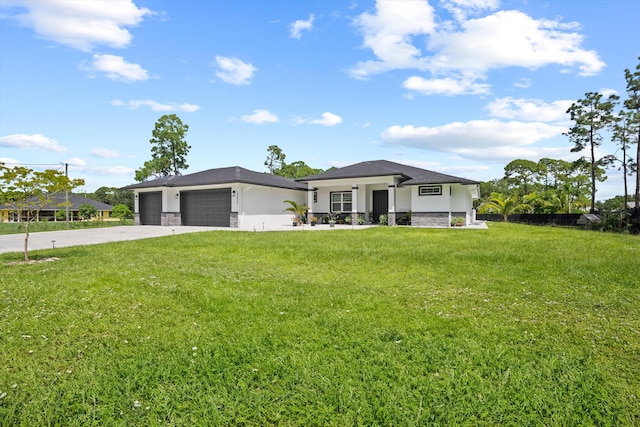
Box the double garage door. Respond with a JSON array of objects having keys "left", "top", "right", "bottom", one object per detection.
[{"left": 139, "top": 189, "right": 231, "bottom": 227}]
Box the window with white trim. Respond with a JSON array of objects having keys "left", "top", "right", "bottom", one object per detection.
[
  {"left": 418, "top": 185, "right": 442, "bottom": 196},
  {"left": 331, "top": 191, "right": 352, "bottom": 212}
]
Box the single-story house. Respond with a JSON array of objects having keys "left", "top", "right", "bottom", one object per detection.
[
  {"left": 0, "top": 193, "right": 113, "bottom": 222},
  {"left": 122, "top": 160, "right": 480, "bottom": 228}
]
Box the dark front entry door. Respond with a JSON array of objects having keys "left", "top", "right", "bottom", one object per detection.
[{"left": 372, "top": 190, "right": 388, "bottom": 224}]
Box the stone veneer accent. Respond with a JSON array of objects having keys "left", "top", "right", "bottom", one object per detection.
[
  {"left": 230, "top": 212, "right": 238, "bottom": 228},
  {"left": 387, "top": 212, "right": 396, "bottom": 226},
  {"left": 411, "top": 212, "right": 450, "bottom": 227},
  {"left": 134, "top": 213, "right": 141, "bottom": 226},
  {"left": 161, "top": 212, "right": 182, "bottom": 226}
]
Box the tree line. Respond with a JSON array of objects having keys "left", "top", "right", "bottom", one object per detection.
[{"left": 479, "top": 57, "right": 640, "bottom": 218}]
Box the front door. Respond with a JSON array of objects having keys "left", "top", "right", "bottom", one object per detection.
[{"left": 372, "top": 190, "right": 388, "bottom": 224}]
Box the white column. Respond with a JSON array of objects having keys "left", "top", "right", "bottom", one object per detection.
[
  {"left": 351, "top": 185, "right": 358, "bottom": 223},
  {"left": 307, "top": 188, "right": 315, "bottom": 221},
  {"left": 388, "top": 184, "right": 396, "bottom": 226}
]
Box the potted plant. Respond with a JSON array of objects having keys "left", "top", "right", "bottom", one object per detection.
[
  {"left": 357, "top": 214, "right": 365, "bottom": 225},
  {"left": 310, "top": 216, "right": 317, "bottom": 226},
  {"left": 345, "top": 215, "right": 352, "bottom": 225},
  {"left": 283, "top": 199, "right": 308, "bottom": 226},
  {"left": 379, "top": 214, "right": 388, "bottom": 225},
  {"left": 452, "top": 216, "right": 465, "bottom": 227},
  {"left": 328, "top": 214, "right": 336, "bottom": 227}
]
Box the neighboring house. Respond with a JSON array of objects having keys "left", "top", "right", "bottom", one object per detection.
[
  {"left": 0, "top": 194, "right": 113, "bottom": 222},
  {"left": 122, "top": 160, "right": 480, "bottom": 228}
]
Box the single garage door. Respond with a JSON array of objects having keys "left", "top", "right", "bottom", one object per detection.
[
  {"left": 139, "top": 192, "right": 162, "bottom": 225},
  {"left": 181, "top": 188, "right": 231, "bottom": 227}
]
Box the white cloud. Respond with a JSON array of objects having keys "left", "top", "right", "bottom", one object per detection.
[
  {"left": 293, "top": 112, "right": 343, "bottom": 126},
  {"left": 441, "top": 0, "right": 499, "bottom": 21},
  {"left": 350, "top": 1, "right": 605, "bottom": 93},
  {"left": 0, "top": 133, "right": 68, "bottom": 153},
  {"left": 428, "top": 10, "right": 604, "bottom": 76},
  {"left": 403, "top": 75, "right": 490, "bottom": 96},
  {"left": 290, "top": 14, "right": 314, "bottom": 39},
  {"left": 599, "top": 88, "right": 619, "bottom": 98},
  {"left": 111, "top": 99, "right": 200, "bottom": 112},
  {"left": 240, "top": 109, "right": 279, "bottom": 124},
  {"left": 486, "top": 97, "right": 573, "bottom": 122},
  {"left": 81, "top": 54, "right": 148, "bottom": 82},
  {"left": 1, "top": 0, "right": 152, "bottom": 51},
  {"left": 514, "top": 78, "right": 532, "bottom": 89},
  {"left": 78, "top": 165, "right": 135, "bottom": 176},
  {"left": 0, "top": 157, "right": 21, "bottom": 166},
  {"left": 311, "top": 112, "right": 343, "bottom": 126},
  {"left": 349, "top": 0, "right": 436, "bottom": 79},
  {"left": 90, "top": 148, "right": 132, "bottom": 159},
  {"left": 66, "top": 157, "right": 86, "bottom": 167},
  {"left": 381, "top": 119, "right": 566, "bottom": 161},
  {"left": 213, "top": 56, "right": 258, "bottom": 85}
]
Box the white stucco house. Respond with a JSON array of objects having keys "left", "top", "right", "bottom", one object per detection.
[{"left": 122, "top": 160, "right": 480, "bottom": 229}]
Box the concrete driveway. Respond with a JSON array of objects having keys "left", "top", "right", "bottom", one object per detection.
[{"left": 0, "top": 226, "right": 218, "bottom": 254}]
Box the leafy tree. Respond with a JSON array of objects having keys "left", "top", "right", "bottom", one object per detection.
[
  {"left": 88, "top": 186, "right": 134, "bottom": 211},
  {"left": 93, "top": 186, "right": 112, "bottom": 203},
  {"left": 78, "top": 203, "right": 98, "bottom": 220},
  {"left": 275, "top": 161, "right": 324, "bottom": 178},
  {"left": 0, "top": 164, "right": 84, "bottom": 261},
  {"left": 537, "top": 158, "right": 566, "bottom": 190},
  {"left": 504, "top": 159, "right": 540, "bottom": 195},
  {"left": 611, "top": 110, "right": 637, "bottom": 206},
  {"left": 135, "top": 158, "right": 167, "bottom": 182},
  {"left": 477, "top": 192, "right": 532, "bottom": 221},
  {"left": 55, "top": 209, "right": 67, "bottom": 221},
  {"left": 110, "top": 189, "right": 134, "bottom": 211},
  {"left": 265, "top": 145, "right": 286, "bottom": 174},
  {"left": 136, "top": 114, "right": 190, "bottom": 181},
  {"left": 475, "top": 178, "right": 510, "bottom": 209},
  {"left": 565, "top": 92, "right": 619, "bottom": 213},
  {"left": 623, "top": 56, "right": 640, "bottom": 208},
  {"left": 111, "top": 204, "right": 133, "bottom": 221}
]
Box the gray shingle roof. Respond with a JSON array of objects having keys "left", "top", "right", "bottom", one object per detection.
[
  {"left": 121, "top": 166, "right": 307, "bottom": 191},
  {"left": 0, "top": 194, "right": 113, "bottom": 211},
  {"left": 297, "top": 160, "right": 479, "bottom": 186}
]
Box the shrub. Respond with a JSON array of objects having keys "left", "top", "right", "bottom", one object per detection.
[{"left": 112, "top": 204, "right": 133, "bottom": 221}]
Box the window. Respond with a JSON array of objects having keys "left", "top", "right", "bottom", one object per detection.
[
  {"left": 418, "top": 185, "right": 442, "bottom": 196},
  {"left": 331, "top": 191, "right": 352, "bottom": 212}
]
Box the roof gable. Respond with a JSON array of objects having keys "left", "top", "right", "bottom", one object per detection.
[
  {"left": 298, "top": 160, "right": 479, "bottom": 185},
  {"left": 122, "top": 166, "right": 306, "bottom": 191}
]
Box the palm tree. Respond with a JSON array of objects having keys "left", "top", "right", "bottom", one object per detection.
[
  {"left": 478, "top": 192, "right": 532, "bottom": 221},
  {"left": 283, "top": 199, "right": 308, "bottom": 224}
]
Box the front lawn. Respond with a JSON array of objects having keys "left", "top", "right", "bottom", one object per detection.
[{"left": 1, "top": 223, "right": 638, "bottom": 425}]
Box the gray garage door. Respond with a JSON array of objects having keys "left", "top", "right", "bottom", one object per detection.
[
  {"left": 181, "top": 188, "right": 231, "bottom": 227},
  {"left": 139, "top": 192, "right": 162, "bottom": 225}
]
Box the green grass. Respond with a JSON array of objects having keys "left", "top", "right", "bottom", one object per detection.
[
  {"left": 0, "top": 219, "right": 134, "bottom": 235},
  {"left": 1, "top": 223, "right": 638, "bottom": 426}
]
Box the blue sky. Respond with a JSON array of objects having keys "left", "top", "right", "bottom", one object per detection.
[{"left": 1, "top": 0, "right": 638, "bottom": 200}]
